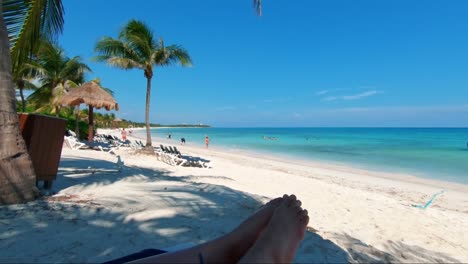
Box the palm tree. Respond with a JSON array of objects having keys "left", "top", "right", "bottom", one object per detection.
[
  {"left": 28, "top": 40, "right": 91, "bottom": 115},
  {"left": 95, "top": 19, "right": 192, "bottom": 149},
  {"left": 13, "top": 60, "right": 42, "bottom": 112},
  {"left": 0, "top": 0, "right": 64, "bottom": 204}
]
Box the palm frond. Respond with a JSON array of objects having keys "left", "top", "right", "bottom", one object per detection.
[
  {"left": 253, "top": 0, "right": 262, "bottom": 16},
  {"left": 119, "top": 19, "right": 155, "bottom": 59},
  {"left": 61, "top": 56, "right": 91, "bottom": 82},
  {"left": 27, "top": 85, "right": 52, "bottom": 110},
  {"left": 94, "top": 37, "right": 144, "bottom": 68},
  {"left": 21, "top": 77, "right": 40, "bottom": 90},
  {"left": 107, "top": 57, "right": 144, "bottom": 69},
  {"left": 3, "top": 0, "right": 64, "bottom": 72},
  {"left": 153, "top": 44, "right": 192, "bottom": 67}
]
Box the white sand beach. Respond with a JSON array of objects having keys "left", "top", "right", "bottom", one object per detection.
[{"left": 1, "top": 130, "right": 467, "bottom": 263}]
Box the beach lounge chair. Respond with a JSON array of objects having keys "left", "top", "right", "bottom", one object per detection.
[
  {"left": 160, "top": 145, "right": 170, "bottom": 153},
  {"left": 156, "top": 145, "right": 181, "bottom": 165},
  {"left": 167, "top": 146, "right": 181, "bottom": 157},
  {"left": 155, "top": 144, "right": 208, "bottom": 168},
  {"left": 172, "top": 146, "right": 183, "bottom": 157},
  {"left": 65, "top": 129, "right": 78, "bottom": 138},
  {"left": 96, "top": 145, "right": 118, "bottom": 154},
  {"left": 64, "top": 136, "right": 87, "bottom": 150}
]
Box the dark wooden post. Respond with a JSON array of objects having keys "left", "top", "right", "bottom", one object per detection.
[{"left": 88, "top": 105, "right": 94, "bottom": 142}]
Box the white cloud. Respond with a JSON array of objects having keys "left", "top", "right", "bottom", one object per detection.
[
  {"left": 322, "top": 96, "right": 338, "bottom": 102},
  {"left": 263, "top": 99, "right": 274, "bottom": 103},
  {"left": 320, "top": 90, "right": 382, "bottom": 102},
  {"left": 342, "top": 90, "right": 381, "bottom": 100},
  {"left": 316, "top": 90, "right": 329, "bottom": 95},
  {"left": 311, "top": 104, "right": 468, "bottom": 115}
]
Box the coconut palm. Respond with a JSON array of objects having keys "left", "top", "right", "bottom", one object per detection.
[
  {"left": 95, "top": 19, "right": 192, "bottom": 149},
  {"left": 0, "top": 0, "right": 64, "bottom": 204},
  {"left": 13, "top": 60, "right": 43, "bottom": 112},
  {"left": 28, "top": 40, "right": 91, "bottom": 115}
]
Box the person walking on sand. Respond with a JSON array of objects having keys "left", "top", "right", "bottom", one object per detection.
[
  {"left": 121, "top": 128, "right": 128, "bottom": 141},
  {"left": 180, "top": 138, "right": 186, "bottom": 145},
  {"left": 205, "top": 136, "right": 210, "bottom": 148}
]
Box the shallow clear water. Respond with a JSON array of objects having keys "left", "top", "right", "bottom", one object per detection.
[{"left": 136, "top": 127, "right": 468, "bottom": 184}]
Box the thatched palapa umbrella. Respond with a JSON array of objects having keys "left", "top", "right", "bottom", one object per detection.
[{"left": 58, "top": 81, "right": 119, "bottom": 142}]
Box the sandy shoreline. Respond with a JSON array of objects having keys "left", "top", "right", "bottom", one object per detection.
[
  {"left": 0, "top": 128, "right": 467, "bottom": 263},
  {"left": 129, "top": 128, "right": 468, "bottom": 194}
]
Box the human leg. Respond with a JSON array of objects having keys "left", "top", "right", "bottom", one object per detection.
[{"left": 128, "top": 197, "right": 283, "bottom": 264}]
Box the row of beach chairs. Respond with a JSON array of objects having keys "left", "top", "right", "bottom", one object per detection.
[
  {"left": 64, "top": 131, "right": 123, "bottom": 154},
  {"left": 63, "top": 130, "right": 209, "bottom": 168},
  {"left": 157, "top": 144, "right": 208, "bottom": 168},
  {"left": 95, "top": 134, "right": 147, "bottom": 150}
]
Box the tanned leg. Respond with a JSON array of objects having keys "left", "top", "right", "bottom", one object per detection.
[{"left": 129, "top": 197, "right": 283, "bottom": 264}]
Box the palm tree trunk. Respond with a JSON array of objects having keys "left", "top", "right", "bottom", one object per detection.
[
  {"left": 144, "top": 76, "right": 153, "bottom": 148},
  {"left": 75, "top": 106, "right": 80, "bottom": 139},
  {"left": 0, "top": 7, "right": 38, "bottom": 204}
]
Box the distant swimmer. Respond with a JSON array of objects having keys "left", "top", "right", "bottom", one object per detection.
[{"left": 205, "top": 136, "right": 210, "bottom": 148}]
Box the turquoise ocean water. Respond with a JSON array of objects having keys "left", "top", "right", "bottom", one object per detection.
[{"left": 137, "top": 128, "right": 468, "bottom": 184}]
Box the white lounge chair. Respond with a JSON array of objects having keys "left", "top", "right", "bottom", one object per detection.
[
  {"left": 64, "top": 136, "right": 87, "bottom": 150},
  {"left": 97, "top": 145, "right": 118, "bottom": 154}
]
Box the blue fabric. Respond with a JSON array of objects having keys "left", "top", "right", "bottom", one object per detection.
[{"left": 102, "top": 249, "right": 167, "bottom": 264}]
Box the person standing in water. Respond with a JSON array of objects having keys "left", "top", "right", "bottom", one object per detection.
[{"left": 205, "top": 136, "right": 210, "bottom": 148}]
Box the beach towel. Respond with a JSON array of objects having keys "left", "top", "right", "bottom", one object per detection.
[{"left": 412, "top": 190, "right": 445, "bottom": 209}]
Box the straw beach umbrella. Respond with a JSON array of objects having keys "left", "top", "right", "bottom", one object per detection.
[{"left": 58, "top": 81, "right": 119, "bottom": 142}]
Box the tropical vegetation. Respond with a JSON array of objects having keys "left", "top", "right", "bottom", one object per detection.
[
  {"left": 27, "top": 40, "right": 91, "bottom": 114},
  {"left": 1, "top": 0, "right": 65, "bottom": 204},
  {"left": 94, "top": 19, "right": 192, "bottom": 149},
  {"left": 1, "top": 0, "right": 254, "bottom": 204}
]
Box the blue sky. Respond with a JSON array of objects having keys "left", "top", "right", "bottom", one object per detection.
[{"left": 59, "top": 0, "right": 468, "bottom": 127}]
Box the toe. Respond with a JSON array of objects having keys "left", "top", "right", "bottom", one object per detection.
[
  {"left": 288, "top": 195, "right": 297, "bottom": 207},
  {"left": 297, "top": 208, "right": 307, "bottom": 216},
  {"left": 294, "top": 200, "right": 302, "bottom": 208}
]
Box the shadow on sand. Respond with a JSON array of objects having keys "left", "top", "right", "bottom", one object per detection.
[
  {"left": 0, "top": 156, "right": 461, "bottom": 263},
  {"left": 329, "top": 233, "right": 461, "bottom": 263}
]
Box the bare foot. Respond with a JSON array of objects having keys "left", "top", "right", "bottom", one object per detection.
[
  {"left": 239, "top": 194, "right": 309, "bottom": 263},
  {"left": 223, "top": 197, "right": 283, "bottom": 260},
  {"left": 130, "top": 197, "right": 289, "bottom": 264}
]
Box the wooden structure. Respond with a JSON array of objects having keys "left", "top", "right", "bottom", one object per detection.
[
  {"left": 18, "top": 114, "right": 66, "bottom": 188},
  {"left": 57, "top": 81, "right": 119, "bottom": 142}
]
